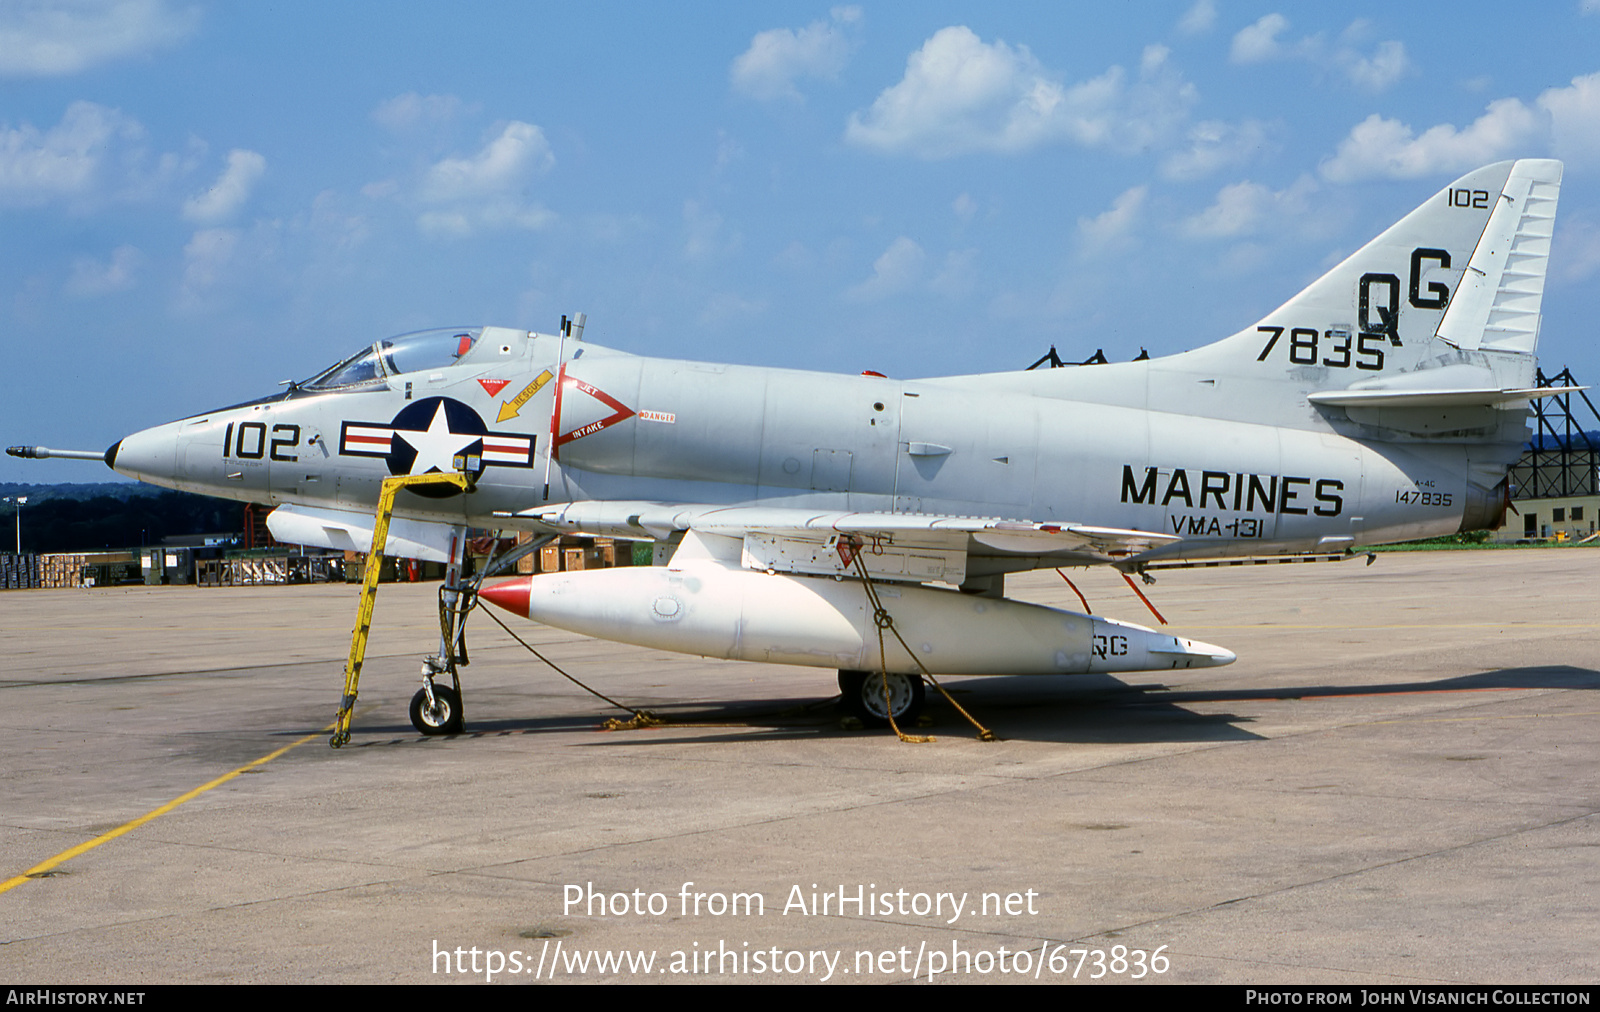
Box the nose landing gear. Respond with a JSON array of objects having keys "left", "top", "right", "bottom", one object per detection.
[{"left": 410, "top": 683, "right": 463, "bottom": 735}]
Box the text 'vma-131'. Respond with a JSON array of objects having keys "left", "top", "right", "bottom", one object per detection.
[{"left": 12, "top": 159, "right": 1575, "bottom": 732}]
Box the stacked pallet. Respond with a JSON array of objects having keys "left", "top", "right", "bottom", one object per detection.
[
  {"left": 1, "top": 553, "right": 39, "bottom": 589},
  {"left": 38, "top": 551, "right": 135, "bottom": 588},
  {"left": 521, "top": 534, "right": 633, "bottom": 574}
]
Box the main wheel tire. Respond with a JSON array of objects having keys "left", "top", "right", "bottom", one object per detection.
[
  {"left": 838, "top": 669, "right": 925, "bottom": 727},
  {"left": 410, "top": 685, "right": 463, "bottom": 735}
]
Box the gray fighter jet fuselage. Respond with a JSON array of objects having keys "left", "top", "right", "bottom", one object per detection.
[
  {"left": 12, "top": 159, "right": 1571, "bottom": 729},
  {"left": 107, "top": 323, "right": 1504, "bottom": 568}
]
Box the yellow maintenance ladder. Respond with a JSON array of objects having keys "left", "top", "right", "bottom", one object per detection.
[{"left": 331, "top": 470, "right": 473, "bottom": 748}]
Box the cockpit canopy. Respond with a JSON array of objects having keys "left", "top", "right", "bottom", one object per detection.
[{"left": 301, "top": 328, "right": 483, "bottom": 392}]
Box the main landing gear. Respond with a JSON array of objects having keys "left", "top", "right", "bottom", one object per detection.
[{"left": 838, "top": 669, "right": 925, "bottom": 727}]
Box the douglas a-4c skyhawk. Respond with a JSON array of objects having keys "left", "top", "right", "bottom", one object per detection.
[{"left": 12, "top": 159, "right": 1575, "bottom": 737}]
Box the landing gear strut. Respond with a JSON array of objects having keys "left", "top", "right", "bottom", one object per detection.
[
  {"left": 409, "top": 527, "right": 555, "bottom": 736},
  {"left": 412, "top": 526, "right": 471, "bottom": 736},
  {"left": 838, "top": 669, "right": 925, "bottom": 727}
]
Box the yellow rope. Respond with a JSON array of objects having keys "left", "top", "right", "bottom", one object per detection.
[{"left": 848, "top": 546, "right": 998, "bottom": 742}]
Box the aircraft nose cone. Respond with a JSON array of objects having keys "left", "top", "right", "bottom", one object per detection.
[
  {"left": 109, "top": 421, "right": 180, "bottom": 486},
  {"left": 479, "top": 578, "right": 533, "bottom": 619}
]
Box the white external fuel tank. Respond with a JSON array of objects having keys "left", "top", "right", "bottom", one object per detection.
[{"left": 478, "top": 558, "right": 1234, "bottom": 676}]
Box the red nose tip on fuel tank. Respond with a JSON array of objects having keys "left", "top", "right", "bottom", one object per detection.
[{"left": 479, "top": 578, "right": 532, "bottom": 618}]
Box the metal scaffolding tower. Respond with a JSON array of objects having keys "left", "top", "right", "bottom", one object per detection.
[{"left": 1509, "top": 368, "right": 1599, "bottom": 500}]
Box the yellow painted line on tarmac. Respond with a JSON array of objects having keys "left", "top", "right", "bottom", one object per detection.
[
  {"left": 0, "top": 725, "right": 332, "bottom": 896},
  {"left": 15, "top": 626, "right": 355, "bottom": 632}
]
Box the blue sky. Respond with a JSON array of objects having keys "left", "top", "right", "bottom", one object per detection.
[{"left": 5, "top": 1, "right": 1600, "bottom": 482}]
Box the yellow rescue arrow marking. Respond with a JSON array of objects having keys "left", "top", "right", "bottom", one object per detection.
[{"left": 497, "top": 369, "right": 554, "bottom": 423}]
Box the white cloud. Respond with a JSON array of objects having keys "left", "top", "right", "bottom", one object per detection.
[
  {"left": 579, "top": 211, "right": 649, "bottom": 246},
  {"left": 1320, "top": 74, "right": 1600, "bottom": 182},
  {"left": 65, "top": 243, "right": 142, "bottom": 296},
  {"left": 1183, "top": 176, "right": 1318, "bottom": 239},
  {"left": 1342, "top": 39, "right": 1409, "bottom": 93},
  {"left": 952, "top": 192, "right": 977, "bottom": 222},
  {"left": 0, "top": 0, "right": 197, "bottom": 77},
  {"left": 1161, "top": 119, "right": 1271, "bottom": 180},
  {"left": 299, "top": 190, "right": 370, "bottom": 262},
  {"left": 773, "top": 240, "right": 815, "bottom": 273},
  {"left": 846, "top": 236, "right": 925, "bottom": 300},
  {"left": 845, "top": 28, "right": 1195, "bottom": 158},
  {"left": 730, "top": 6, "right": 860, "bottom": 101},
  {"left": 416, "top": 200, "right": 554, "bottom": 238},
  {"left": 1230, "top": 13, "right": 1295, "bottom": 63},
  {"left": 1078, "top": 186, "right": 1146, "bottom": 253},
  {"left": 395, "top": 121, "right": 556, "bottom": 236},
  {"left": 682, "top": 199, "right": 739, "bottom": 261},
  {"left": 714, "top": 131, "right": 744, "bottom": 172},
  {"left": 930, "top": 248, "right": 977, "bottom": 297},
  {"left": 420, "top": 121, "right": 552, "bottom": 201},
  {"left": 1177, "top": 0, "right": 1216, "bottom": 36},
  {"left": 1120, "top": 45, "right": 1198, "bottom": 152},
  {"left": 1230, "top": 14, "right": 1410, "bottom": 93},
  {"left": 180, "top": 226, "right": 239, "bottom": 297},
  {"left": 0, "top": 101, "right": 142, "bottom": 207},
  {"left": 371, "top": 92, "right": 466, "bottom": 132},
  {"left": 1540, "top": 72, "right": 1600, "bottom": 168},
  {"left": 1319, "top": 100, "right": 1544, "bottom": 182},
  {"left": 182, "top": 148, "right": 265, "bottom": 223},
  {"left": 0, "top": 101, "right": 202, "bottom": 211}
]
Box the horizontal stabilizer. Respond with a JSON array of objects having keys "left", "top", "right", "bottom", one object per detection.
[{"left": 1308, "top": 384, "right": 1584, "bottom": 409}]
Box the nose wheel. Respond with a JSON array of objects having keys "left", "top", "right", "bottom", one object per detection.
[
  {"left": 838, "top": 669, "right": 925, "bottom": 727},
  {"left": 410, "top": 684, "right": 463, "bottom": 735}
]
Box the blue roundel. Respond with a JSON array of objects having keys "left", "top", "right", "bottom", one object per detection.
[{"left": 385, "top": 397, "right": 487, "bottom": 497}]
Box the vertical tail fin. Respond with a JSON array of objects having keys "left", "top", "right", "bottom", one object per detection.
[{"left": 1190, "top": 160, "right": 1563, "bottom": 382}]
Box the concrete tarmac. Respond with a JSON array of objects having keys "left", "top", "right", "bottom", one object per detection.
[{"left": 1, "top": 548, "right": 1595, "bottom": 985}]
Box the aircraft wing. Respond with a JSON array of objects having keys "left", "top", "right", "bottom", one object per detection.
[{"left": 510, "top": 501, "right": 1179, "bottom": 584}]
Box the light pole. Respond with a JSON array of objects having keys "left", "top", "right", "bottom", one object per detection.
[{"left": 2, "top": 496, "right": 24, "bottom": 554}]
